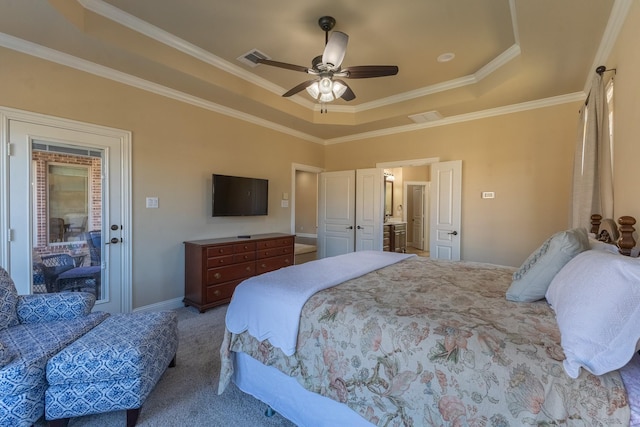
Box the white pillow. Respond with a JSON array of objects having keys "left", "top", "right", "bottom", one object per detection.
[
  {"left": 506, "top": 228, "right": 589, "bottom": 302},
  {"left": 546, "top": 250, "right": 640, "bottom": 378},
  {"left": 588, "top": 237, "right": 620, "bottom": 254}
]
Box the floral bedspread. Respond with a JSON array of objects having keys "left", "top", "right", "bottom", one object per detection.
[{"left": 219, "top": 257, "right": 630, "bottom": 426}]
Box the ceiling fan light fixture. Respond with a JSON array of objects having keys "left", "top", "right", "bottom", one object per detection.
[
  {"left": 332, "top": 80, "right": 347, "bottom": 98},
  {"left": 319, "top": 92, "right": 335, "bottom": 103},
  {"left": 322, "top": 31, "right": 348, "bottom": 70},
  {"left": 319, "top": 77, "right": 333, "bottom": 95},
  {"left": 306, "top": 82, "right": 321, "bottom": 99}
]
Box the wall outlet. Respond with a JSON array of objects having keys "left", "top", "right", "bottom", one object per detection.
[{"left": 481, "top": 192, "right": 495, "bottom": 199}]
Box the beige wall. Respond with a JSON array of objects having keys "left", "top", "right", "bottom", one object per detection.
[
  {"left": 325, "top": 104, "right": 579, "bottom": 267},
  {"left": 0, "top": 47, "right": 323, "bottom": 308},
  {"left": 2, "top": 3, "right": 639, "bottom": 307},
  {"left": 606, "top": 0, "right": 640, "bottom": 222}
]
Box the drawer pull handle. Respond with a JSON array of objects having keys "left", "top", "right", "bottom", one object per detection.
[
  {"left": 246, "top": 266, "right": 252, "bottom": 272},
  {"left": 261, "top": 263, "right": 267, "bottom": 268},
  {"left": 219, "top": 259, "right": 225, "bottom": 263},
  {"left": 213, "top": 289, "right": 221, "bottom": 296},
  {"left": 285, "top": 258, "right": 290, "bottom": 264},
  {"left": 214, "top": 273, "right": 221, "bottom": 280}
]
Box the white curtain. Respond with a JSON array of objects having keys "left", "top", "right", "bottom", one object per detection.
[{"left": 571, "top": 73, "right": 613, "bottom": 229}]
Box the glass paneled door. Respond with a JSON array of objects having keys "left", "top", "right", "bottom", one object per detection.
[{"left": 6, "top": 116, "right": 130, "bottom": 313}]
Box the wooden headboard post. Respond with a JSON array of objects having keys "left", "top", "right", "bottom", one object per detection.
[
  {"left": 617, "top": 216, "right": 636, "bottom": 256},
  {"left": 590, "top": 214, "right": 602, "bottom": 234}
]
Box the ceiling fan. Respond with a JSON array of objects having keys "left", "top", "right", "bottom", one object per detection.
[{"left": 256, "top": 16, "right": 399, "bottom": 108}]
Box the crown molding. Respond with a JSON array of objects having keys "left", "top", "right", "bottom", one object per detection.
[
  {"left": 583, "top": 0, "right": 633, "bottom": 93},
  {"left": 79, "top": 0, "right": 522, "bottom": 115},
  {"left": 0, "top": 31, "right": 586, "bottom": 146},
  {"left": 324, "top": 92, "right": 586, "bottom": 145},
  {"left": 0, "top": 32, "right": 324, "bottom": 145},
  {"left": 78, "top": 0, "right": 318, "bottom": 112}
]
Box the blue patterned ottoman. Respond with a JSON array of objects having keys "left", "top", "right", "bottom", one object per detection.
[{"left": 44, "top": 311, "right": 178, "bottom": 426}]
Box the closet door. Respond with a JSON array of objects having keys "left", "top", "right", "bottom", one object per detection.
[
  {"left": 318, "top": 170, "right": 356, "bottom": 258},
  {"left": 317, "top": 169, "right": 383, "bottom": 258},
  {"left": 430, "top": 160, "right": 462, "bottom": 260},
  {"left": 355, "top": 168, "right": 383, "bottom": 251}
]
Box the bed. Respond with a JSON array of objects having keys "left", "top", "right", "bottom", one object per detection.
[{"left": 218, "top": 215, "right": 640, "bottom": 426}]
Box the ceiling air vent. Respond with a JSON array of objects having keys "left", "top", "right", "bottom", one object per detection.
[
  {"left": 237, "top": 49, "right": 270, "bottom": 68},
  {"left": 408, "top": 111, "right": 443, "bottom": 124}
]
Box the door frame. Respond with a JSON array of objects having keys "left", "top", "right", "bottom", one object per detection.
[
  {"left": 0, "top": 106, "right": 132, "bottom": 312},
  {"left": 290, "top": 163, "right": 324, "bottom": 237},
  {"left": 377, "top": 157, "right": 439, "bottom": 250}
]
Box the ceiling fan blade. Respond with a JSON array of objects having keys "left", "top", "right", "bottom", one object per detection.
[
  {"left": 282, "top": 79, "right": 318, "bottom": 97},
  {"left": 256, "top": 58, "right": 309, "bottom": 73},
  {"left": 333, "top": 79, "right": 355, "bottom": 101},
  {"left": 341, "top": 65, "right": 399, "bottom": 79},
  {"left": 322, "top": 31, "right": 348, "bottom": 70}
]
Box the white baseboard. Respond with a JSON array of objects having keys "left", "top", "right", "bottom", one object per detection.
[
  {"left": 133, "top": 296, "right": 185, "bottom": 313},
  {"left": 296, "top": 233, "right": 317, "bottom": 238}
]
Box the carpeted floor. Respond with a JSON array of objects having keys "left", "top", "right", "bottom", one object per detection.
[{"left": 36, "top": 305, "right": 296, "bottom": 426}]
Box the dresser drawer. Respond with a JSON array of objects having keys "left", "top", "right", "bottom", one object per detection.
[
  {"left": 233, "top": 242, "right": 256, "bottom": 253},
  {"left": 206, "top": 245, "right": 234, "bottom": 258},
  {"left": 233, "top": 252, "right": 256, "bottom": 263},
  {"left": 256, "top": 237, "right": 294, "bottom": 250},
  {"left": 206, "top": 261, "right": 255, "bottom": 285},
  {"left": 206, "top": 279, "right": 242, "bottom": 303},
  {"left": 206, "top": 254, "right": 234, "bottom": 268},
  {"left": 257, "top": 246, "right": 293, "bottom": 259},
  {"left": 256, "top": 254, "right": 294, "bottom": 274}
]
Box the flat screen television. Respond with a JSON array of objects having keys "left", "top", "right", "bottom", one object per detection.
[{"left": 212, "top": 174, "right": 268, "bottom": 216}]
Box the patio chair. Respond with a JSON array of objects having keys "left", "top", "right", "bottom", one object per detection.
[{"left": 39, "top": 254, "right": 76, "bottom": 293}]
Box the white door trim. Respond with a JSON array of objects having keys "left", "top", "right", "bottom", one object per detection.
[
  {"left": 376, "top": 158, "right": 439, "bottom": 254},
  {"left": 0, "top": 106, "right": 132, "bottom": 312}
]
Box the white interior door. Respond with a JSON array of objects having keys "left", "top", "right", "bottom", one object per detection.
[
  {"left": 318, "top": 170, "right": 356, "bottom": 258},
  {"left": 4, "top": 114, "right": 131, "bottom": 313},
  {"left": 430, "top": 160, "right": 462, "bottom": 260},
  {"left": 355, "top": 168, "right": 383, "bottom": 251},
  {"left": 411, "top": 185, "right": 425, "bottom": 250}
]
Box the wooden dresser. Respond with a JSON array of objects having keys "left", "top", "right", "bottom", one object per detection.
[{"left": 184, "top": 233, "right": 294, "bottom": 312}]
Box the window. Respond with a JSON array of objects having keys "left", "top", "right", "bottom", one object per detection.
[{"left": 47, "top": 164, "right": 89, "bottom": 243}]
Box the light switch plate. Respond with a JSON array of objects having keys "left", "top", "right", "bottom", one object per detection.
[
  {"left": 481, "top": 192, "right": 495, "bottom": 199},
  {"left": 146, "top": 197, "right": 159, "bottom": 208}
]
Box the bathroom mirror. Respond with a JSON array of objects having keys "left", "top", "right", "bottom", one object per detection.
[{"left": 384, "top": 178, "right": 393, "bottom": 217}]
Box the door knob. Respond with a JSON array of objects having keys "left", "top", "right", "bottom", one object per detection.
[
  {"left": 357, "top": 225, "right": 364, "bottom": 229},
  {"left": 346, "top": 226, "right": 354, "bottom": 229},
  {"left": 106, "top": 237, "right": 122, "bottom": 245},
  {"left": 448, "top": 231, "right": 458, "bottom": 236}
]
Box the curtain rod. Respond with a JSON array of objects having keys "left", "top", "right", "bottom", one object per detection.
[
  {"left": 595, "top": 65, "right": 617, "bottom": 75},
  {"left": 584, "top": 66, "right": 617, "bottom": 106}
]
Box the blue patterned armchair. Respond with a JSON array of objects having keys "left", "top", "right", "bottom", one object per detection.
[{"left": 0, "top": 266, "right": 109, "bottom": 427}]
